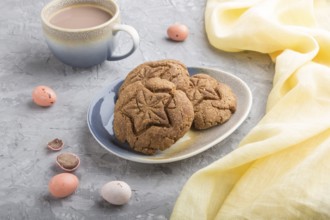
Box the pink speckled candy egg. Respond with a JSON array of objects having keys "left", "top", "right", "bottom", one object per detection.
[
  {"left": 48, "top": 173, "right": 79, "bottom": 198},
  {"left": 167, "top": 23, "right": 189, "bottom": 42},
  {"left": 32, "top": 85, "right": 57, "bottom": 107}
]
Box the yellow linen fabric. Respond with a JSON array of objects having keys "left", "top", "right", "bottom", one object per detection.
[{"left": 171, "top": 0, "right": 330, "bottom": 219}]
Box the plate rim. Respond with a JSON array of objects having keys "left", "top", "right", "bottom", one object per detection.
[{"left": 87, "top": 66, "right": 253, "bottom": 164}]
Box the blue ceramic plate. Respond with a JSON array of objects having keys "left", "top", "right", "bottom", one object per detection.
[{"left": 87, "top": 67, "right": 252, "bottom": 164}]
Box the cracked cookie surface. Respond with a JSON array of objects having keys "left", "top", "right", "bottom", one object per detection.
[
  {"left": 186, "top": 73, "right": 237, "bottom": 130},
  {"left": 114, "top": 80, "right": 194, "bottom": 155},
  {"left": 118, "top": 59, "right": 190, "bottom": 95}
]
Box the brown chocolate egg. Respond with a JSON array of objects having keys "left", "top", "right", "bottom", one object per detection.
[
  {"left": 47, "top": 138, "right": 64, "bottom": 151},
  {"left": 56, "top": 152, "right": 80, "bottom": 172}
]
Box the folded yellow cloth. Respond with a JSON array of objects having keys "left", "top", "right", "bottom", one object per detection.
[{"left": 171, "top": 0, "right": 330, "bottom": 219}]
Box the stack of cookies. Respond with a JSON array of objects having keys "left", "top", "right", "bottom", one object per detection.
[{"left": 113, "top": 60, "right": 237, "bottom": 155}]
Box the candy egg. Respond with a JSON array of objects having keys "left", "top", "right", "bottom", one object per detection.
[
  {"left": 101, "top": 181, "right": 132, "bottom": 205},
  {"left": 48, "top": 173, "right": 79, "bottom": 198},
  {"left": 32, "top": 85, "right": 57, "bottom": 107},
  {"left": 47, "top": 138, "right": 64, "bottom": 151},
  {"left": 56, "top": 152, "right": 80, "bottom": 172},
  {"left": 167, "top": 23, "right": 189, "bottom": 42}
]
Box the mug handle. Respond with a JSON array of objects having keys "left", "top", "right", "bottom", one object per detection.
[{"left": 107, "top": 24, "right": 140, "bottom": 61}]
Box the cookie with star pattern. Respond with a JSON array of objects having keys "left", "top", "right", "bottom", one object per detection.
[
  {"left": 113, "top": 79, "right": 194, "bottom": 155},
  {"left": 185, "top": 73, "right": 237, "bottom": 130},
  {"left": 118, "top": 59, "right": 190, "bottom": 95}
]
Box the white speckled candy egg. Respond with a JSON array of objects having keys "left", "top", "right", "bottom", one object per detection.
[
  {"left": 32, "top": 85, "right": 57, "bottom": 107},
  {"left": 101, "top": 181, "right": 132, "bottom": 205}
]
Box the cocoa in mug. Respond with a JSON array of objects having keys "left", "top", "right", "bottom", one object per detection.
[
  {"left": 41, "top": 0, "right": 139, "bottom": 68},
  {"left": 50, "top": 5, "right": 113, "bottom": 29}
]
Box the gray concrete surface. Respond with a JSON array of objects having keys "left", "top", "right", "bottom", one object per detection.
[{"left": 0, "top": 0, "right": 274, "bottom": 219}]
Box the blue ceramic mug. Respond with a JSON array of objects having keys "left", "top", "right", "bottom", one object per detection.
[{"left": 41, "top": 0, "right": 139, "bottom": 68}]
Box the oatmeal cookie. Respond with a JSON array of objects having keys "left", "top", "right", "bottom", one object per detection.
[
  {"left": 114, "top": 80, "right": 194, "bottom": 155},
  {"left": 186, "top": 73, "right": 237, "bottom": 130},
  {"left": 118, "top": 59, "right": 190, "bottom": 95}
]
